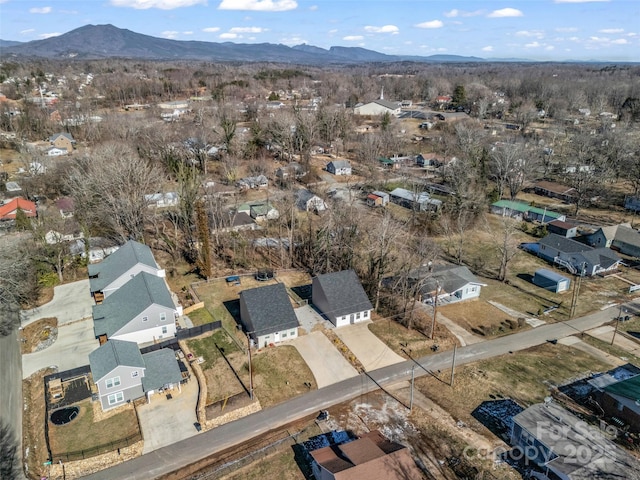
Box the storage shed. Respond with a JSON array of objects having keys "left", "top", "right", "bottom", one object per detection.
[{"left": 533, "top": 269, "right": 570, "bottom": 293}]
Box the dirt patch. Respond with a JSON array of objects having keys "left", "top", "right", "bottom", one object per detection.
[
  {"left": 368, "top": 316, "right": 456, "bottom": 357},
  {"left": 20, "top": 317, "right": 58, "bottom": 354},
  {"left": 439, "top": 300, "right": 524, "bottom": 337},
  {"left": 23, "top": 368, "right": 54, "bottom": 480},
  {"left": 33, "top": 287, "right": 54, "bottom": 308}
]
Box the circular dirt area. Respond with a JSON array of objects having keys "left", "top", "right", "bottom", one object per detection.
[{"left": 50, "top": 406, "right": 79, "bottom": 425}]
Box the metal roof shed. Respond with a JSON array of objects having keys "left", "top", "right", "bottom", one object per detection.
[{"left": 533, "top": 269, "right": 571, "bottom": 293}]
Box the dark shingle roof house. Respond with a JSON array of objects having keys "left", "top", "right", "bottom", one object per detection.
[
  {"left": 88, "top": 240, "right": 159, "bottom": 294},
  {"left": 312, "top": 270, "right": 373, "bottom": 326},
  {"left": 141, "top": 349, "right": 183, "bottom": 392},
  {"left": 239, "top": 283, "right": 299, "bottom": 338},
  {"left": 93, "top": 272, "right": 175, "bottom": 339},
  {"left": 407, "top": 263, "right": 486, "bottom": 300},
  {"left": 89, "top": 339, "right": 145, "bottom": 382}
]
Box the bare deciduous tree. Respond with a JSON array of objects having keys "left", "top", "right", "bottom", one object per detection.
[{"left": 67, "top": 143, "right": 163, "bottom": 242}]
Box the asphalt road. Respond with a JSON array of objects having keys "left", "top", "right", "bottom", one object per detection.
[
  {"left": 83, "top": 300, "right": 639, "bottom": 480},
  {"left": 0, "top": 329, "right": 27, "bottom": 480}
]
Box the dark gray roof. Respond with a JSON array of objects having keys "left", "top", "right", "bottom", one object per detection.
[
  {"left": 614, "top": 225, "right": 640, "bottom": 248},
  {"left": 89, "top": 339, "right": 144, "bottom": 382},
  {"left": 539, "top": 234, "right": 590, "bottom": 254},
  {"left": 577, "top": 248, "right": 621, "bottom": 269},
  {"left": 328, "top": 160, "right": 351, "bottom": 169},
  {"left": 93, "top": 272, "right": 174, "bottom": 338},
  {"left": 314, "top": 269, "right": 373, "bottom": 318},
  {"left": 89, "top": 240, "right": 158, "bottom": 293},
  {"left": 50, "top": 132, "right": 75, "bottom": 142},
  {"left": 240, "top": 283, "right": 298, "bottom": 336},
  {"left": 372, "top": 99, "right": 400, "bottom": 110},
  {"left": 141, "top": 349, "right": 182, "bottom": 392},
  {"left": 408, "top": 264, "right": 485, "bottom": 296}
]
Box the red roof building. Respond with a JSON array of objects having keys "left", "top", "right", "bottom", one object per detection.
[{"left": 0, "top": 197, "right": 37, "bottom": 220}]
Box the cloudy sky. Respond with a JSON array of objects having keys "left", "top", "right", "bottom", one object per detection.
[{"left": 1, "top": 0, "right": 638, "bottom": 61}]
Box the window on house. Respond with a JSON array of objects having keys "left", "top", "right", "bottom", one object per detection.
[
  {"left": 108, "top": 391, "right": 124, "bottom": 405},
  {"left": 617, "top": 401, "right": 624, "bottom": 412},
  {"left": 106, "top": 376, "right": 121, "bottom": 389},
  {"left": 142, "top": 316, "right": 148, "bottom": 322},
  {"left": 363, "top": 311, "right": 369, "bottom": 318},
  {"left": 264, "top": 335, "right": 270, "bottom": 339},
  {"left": 131, "top": 371, "right": 139, "bottom": 378},
  {"left": 160, "top": 312, "right": 167, "bottom": 322},
  {"left": 282, "top": 332, "right": 288, "bottom": 338},
  {"left": 161, "top": 326, "right": 168, "bottom": 334},
  {"left": 290, "top": 330, "right": 296, "bottom": 336},
  {"left": 356, "top": 312, "right": 361, "bottom": 319}
]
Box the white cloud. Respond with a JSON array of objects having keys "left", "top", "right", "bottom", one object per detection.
[
  {"left": 218, "top": 0, "right": 297, "bottom": 11},
  {"left": 183, "top": 31, "right": 193, "bottom": 35},
  {"left": 415, "top": 20, "right": 443, "bottom": 29},
  {"left": 202, "top": 27, "right": 221, "bottom": 32},
  {"left": 30, "top": 6, "right": 52, "bottom": 14},
  {"left": 545, "top": 45, "right": 555, "bottom": 50},
  {"left": 482, "top": 45, "right": 494, "bottom": 52},
  {"left": 162, "top": 31, "right": 179, "bottom": 38},
  {"left": 444, "top": 9, "right": 483, "bottom": 18},
  {"left": 516, "top": 30, "right": 544, "bottom": 38},
  {"left": 554, "top": 0, "right": 610, "bottom": 3},
  {"left": 487, "top": 8, "right": 523, "bottom": 18},
  {"left": 599, "top": 28, "right": 623, "bottom": 34},
  {"left": 364, "top": 25, "right": 399, "bottom": 34},
  {"left": 611, "top": 38, "right": 628, "bottom": 44},
  {"left": 280, "top": 35, "right": 307, "bottom": 45},
  {"left": 20, "top": 29, "right": 36, "bottom": 34},
  {"left": 110, "top": 0, "right": 206, "bottom": 9},
  {"left": 38, "top": 32, "right": 61, "bottom": 39},
  {"left": 328, "top": 29, "right": 337, "bottom": 34},
  {"left": 229, "top": 26, "right": 265, "bottom": 33},
  {"left": 555, "top": 27, "right": 578, "bottom": 33},
  {"left": 220, "top": 33, "right": 239, "bottom": 39},
  {"left": 525, "top": 41, "right": 542, "bottom": 48},
  {"left": 309, "top": 4, "right": 317, "bottom": 10},
  {"left": 343, "top": 35, "right": 363, "bottom": 41}
]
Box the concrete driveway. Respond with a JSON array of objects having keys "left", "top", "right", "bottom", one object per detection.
[
  {"left": 334, "top": 321, "right": 405, "bottom": 371},
  {"left": 585, "top": 325, "right": 640, "bottom": 356},
  {"left": 290, "top": 332, "right": 358, "bottom": 387},
  {"left": 294, "top": 305, "right": 333, "bottom": 334},
  {"left": 22, "top": 318, "right": 99, "bottom": 378},
  {"left": 137, "top": 376, "right": 199, "bottom": 454},
  {"left": 21, "top": 279, "right": 93, "bottom": 326}
]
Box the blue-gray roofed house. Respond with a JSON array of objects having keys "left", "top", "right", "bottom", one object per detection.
[
  {"left": 312, "top": 270, "right": 373, "bottom": 327},
  {"left": 88, "top": 240, "right": 164, "bottom": 301},
  {"left": 537, "top": 234, "right": 622, "bottom": 276},
  {"left": 89, "top": 339, "right": 182, "bottom": 411},
  {"left": 239, "top": 283, "right": 299, "bottom": 348},
  {"left": 93, "top": 272, "right": 177, "bottom": 345}
]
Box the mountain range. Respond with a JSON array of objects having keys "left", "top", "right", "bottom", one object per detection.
[{"left": 0, "top": 24, "right": 490, "bottom": 64}]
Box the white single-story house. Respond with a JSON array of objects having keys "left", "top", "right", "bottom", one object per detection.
[{"left": 312, "top": 270, "right": 373, "bottom": 327}]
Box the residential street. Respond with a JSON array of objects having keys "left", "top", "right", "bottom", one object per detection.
[{"left": 82, "top": 300, "right": 639, "bottom": 480}]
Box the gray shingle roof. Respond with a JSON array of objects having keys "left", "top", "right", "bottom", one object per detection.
[
  {"left": 314, "top": 270, "right": 373, "bottom": 318},
  {"left": 239, "top": 283, "right": 298, "bottom": 336},
  {"left": 93, "top": 272, "right": 175, "bottom": 338},
  {"left": 409, "top": 264, "right": 485, "bottom": 296},
  {"left": 372, "top": 99, "right": 400, "bottom": 110},
  {"left": 577, "top": 248, "right": 621, "bottom": 269},
  {"left": 141, "top": 349, "right": 182, "bottom": 392},
  {"left": 89, "top": 240, "right": 158, "bottom": 293},
  {"left": 89, "top": 339, "right": 144, "bottom": 382},
  {"left": 328, "top": 160, "right": 351, "bottom": 169},
  {"left": 539, "top": 234, "right": 590, "bottom": 254},
  {"left": 614, "top": 225, "right": 640, "bottom": 248}
]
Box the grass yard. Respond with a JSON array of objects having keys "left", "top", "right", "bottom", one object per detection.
[
  {"left": 251, "top": 346, "right": 317, "bottom": 408},
  {"left": 438, "top": 299, "right": 525, "bottom": 337},
  {"left": 187, "top": 307, "right": 216, "bottom": 326},
  {"left": 580, "top": 334, "right": 640, "bottom": 366},
  {"left": 417, "top": 343, "right": 610, "bottom": 432},
  {"left": 48, "top": 399, "right": 139, "bottom": 457},
  {"left": 368, "top": 315, "right": 457, "bottom": 357}
]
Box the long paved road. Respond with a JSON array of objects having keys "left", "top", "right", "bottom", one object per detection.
[
  {"left": 83, "top": 300, "right": 639, "bottom": 480},
  {"left": 0, "top": 328, "right": 28, "bottom": 480}
]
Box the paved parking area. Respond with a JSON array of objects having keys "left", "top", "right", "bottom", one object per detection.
[
  {"left": 290, "top": 332, "right": 358, "bottom": 387},
  {"left": 22, "top": 318, "right": 99, "bottom": 378},
  {"left": 334, "top": 321, "right": 405, "bottom": 371},
  {"left": 137, "top": 376, "right": 199, "bottom": 454},
  {"left": 21, "top": 279, "right": 93, "bottom": 326},
  {"left": 294, "top": 305, "right": 333, "bottom": 334}
]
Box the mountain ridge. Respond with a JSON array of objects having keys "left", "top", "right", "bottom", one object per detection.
[{"left": 0, "top": 24, "right": 489, "bottom": 64}]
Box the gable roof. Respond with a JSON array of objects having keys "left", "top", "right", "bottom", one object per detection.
[
  {"left": 371, "top": 99, "right": 400, "bottom": 110},
  {"left": 409, "top": 263, "right": 486, "bottom": 296},
  {"left": 239, "top": 283, "right": 298, "bottom": 336},
  {"left": 613, "top": 224, "right": 640, "bottom": 248},
  {"left": 88, "top": 240, "right": 158, "bottom": 293},
  {"left": 93, "top": 272, "right": 174, "bottom": 338},
  {"left": 49, "top": 132, "right": 75, "bottom": 143},
  {"left": 534, "top": 180, "right": 576, "bottom": 196},
  {"left": 539, "top": 234, "right": 591, "bottom": 254},
  {"left": 141, "top": 349, "right": 182, "bottom": 392},
  {"left": 539, "top": 234, "right": 622, "bottom": 268},
  {"left": 328, "top": 159, "right": 351, "bottom": 169},
  {"left": 314, "top": 270, "right": 373, "bottom": 317},
  {"left": 0, "top": 197, "right": 37, "bottom": 220},
  {"left": 89, "top": 339, "right": 145, "bottom": 382}
]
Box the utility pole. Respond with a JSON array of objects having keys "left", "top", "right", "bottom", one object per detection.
[
  {"left": 430, "top": 282, "right": 439, "bottom": 340},
  {"left": 247, "top": 334, "right": 254, "bottom": 400},
  {"left": 410, "top": 365, "right": 415, "bottom": 412},
  {"left": 450, "top": 344, "right": 457, "bottom": 387},
  {"left": 611, "top": 304, "right": 624, "bottom": 346},
  {"left": 569, "top": 262, "right": 586, "bottom": 319}
]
